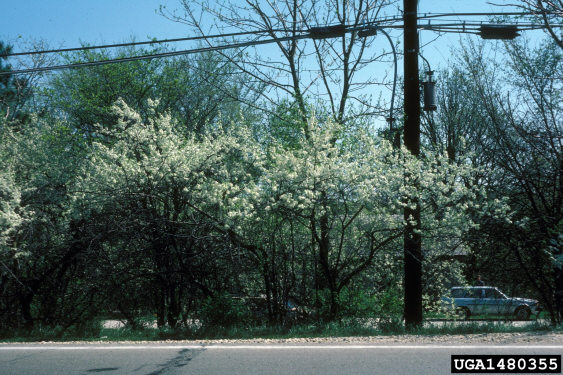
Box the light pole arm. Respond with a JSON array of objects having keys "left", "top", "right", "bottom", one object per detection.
[{"left": 359, "top": 27, "right": 398, "bottom": 126}]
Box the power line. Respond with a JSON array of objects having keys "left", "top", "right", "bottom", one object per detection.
[
  {"left": 0, "top": 22, "right": 384, "bottom": 75},
  {"left": 0, "top": 17, "right": 395, "bottom": 59},
  {"left": 1, "top": 11, "right": 557, "bottom": 61},
  {"left": 0, "top": 29, "right": 288, "bottom": 58},
  {"left": 0, "top": 33, "right": 312, "bottom": 76},
  {"left": 2, "top": 17, "right": 562, "bottom": 76}
]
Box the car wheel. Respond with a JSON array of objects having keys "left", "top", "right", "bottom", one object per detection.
[
  {"left": 515, "top": 307, "right": 531, "bottom": 320},
  {"left": 456, "top": 307, "right": 470, "bottom": 320}
]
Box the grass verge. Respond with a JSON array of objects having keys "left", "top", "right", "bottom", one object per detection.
[{"left": 0, "top": 318, "right": 559, "bottom": 342}]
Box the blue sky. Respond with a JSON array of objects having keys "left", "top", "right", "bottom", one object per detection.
[
  {"left": 2, "top": 0, "right": 545, "bottom": 69},
  {"left": 2, "top": 0, "right": 183, "bottom": 48},
  {"left": 2, "top": 0, "right": 530, "bottom": 53},
  {"left": 1, "top": 0, "right": 549, "bottom": 125}
]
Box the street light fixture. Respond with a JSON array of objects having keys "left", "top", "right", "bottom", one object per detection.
[
  {"left": 478, "top": 25, "right": 521, "bottom": 40},
  {"left": 308, "top": 25, "right": 347, "bottom": 39},
  {"left": 358, "top": 27, "right": 399, "bottom": 143}
]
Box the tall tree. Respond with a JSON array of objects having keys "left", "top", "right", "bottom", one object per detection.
[
  {"left": 456, "top": 37, "right": 563, "bottom": 324},
  {"left": 160, "top": 0, "right": 398, "bottom": 130},
  {"left": 45, "top": 41, "right": 259, "bottom": 140},
  {"left": 0, "top": 41, "right": 31, "bottom": 127},
  {"left": 509, "top": 1, "right": 563, "bottom": 51},
  {"left": 0, "top": 113, "right": 101, "bottom": 330}
]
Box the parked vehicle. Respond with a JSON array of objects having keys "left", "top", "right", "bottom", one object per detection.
[{"left": 441, "top": 286, "right": 543, "bottom": 320}]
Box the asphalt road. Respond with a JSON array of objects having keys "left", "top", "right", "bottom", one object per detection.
[{"left": 1, "top": 343, "right": 562, "bottom": 375}]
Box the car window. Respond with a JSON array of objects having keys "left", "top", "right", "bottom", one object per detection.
[
  {"left": 464, "top": 288, "right": 485, "bottom": 298},
  {"left": 450, "top": 289, "right": 465, "bottom": 298},
  {"left": 484, "top": 289, "right": 497, "bottom": 298},
  {"left": 463, "top": 288, "right": 476, "bottom": 298}
]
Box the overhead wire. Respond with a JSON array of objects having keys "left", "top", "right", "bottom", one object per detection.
[
  {"left": 2, "top": 11, "right": 562, "bottom": 76},
  {"left": 0, "top": 21, "right": 391, "bottom": 76},
  {"left": 0, "top": 16, "right": 403, "bottom": 60},
  {"left": 0, "top": 29, "right": 289, "bottom": 58},
  {"left": 0, "top": 33, "right": 313, "bottom": 76}
]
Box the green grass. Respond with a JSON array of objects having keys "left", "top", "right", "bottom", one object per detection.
[
  {"left": 0, "top": 321, "right": 385, "bottom": 342},
  {"left": 0, "top": 317, "right": 559, "bottom": 342}
]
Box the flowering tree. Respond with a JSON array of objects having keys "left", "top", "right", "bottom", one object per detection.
[
  {"left": 84, "top": 100, "right": 499, "bottom": 323},
  {"left": 1, "top": 97, "right": 505, "bottom": 328},
  {"left": 0, "top": 113, "right": 98, "bottom": 330}
]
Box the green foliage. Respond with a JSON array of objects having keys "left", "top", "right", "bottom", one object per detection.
[
  {"left": 259, "top": 99, "right": 309, "bottom": 149},
  {"left": 4, "top": 26, "right": 535, "bottom": 334},
  {"left": 337, "top": 287, "right": 381, "bottom": 319},
  {"left": 45, "top": 41, "right": 257, "bottom": 140},
  {"left": 313, "top": 284, "right": 403, "bottom": 325},
  {"left": 3, "top": 318, "right": 556, "bottom": 342},
  {"left": 0, "top": 320, "right": 102, "bottom": 341},
  {"left": 0, "top": 40, "right": 31, "bottom": 128},
  {"left": 0, "top": 89, "right": 508, "bottom": 332},
  {"left": 199, "top": 293, "right": 250, "bottom": 328},
  {"left": 0, "top": 41, "right": 13, "bottom": 94}
]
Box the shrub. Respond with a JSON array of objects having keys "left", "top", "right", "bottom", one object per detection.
[{"left": 199, "top": 292, "right": 250, "bottom": 328}]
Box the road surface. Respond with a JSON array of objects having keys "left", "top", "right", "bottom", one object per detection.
[{"left": 1, "top": 343, "right": 562, "bottom": 375}]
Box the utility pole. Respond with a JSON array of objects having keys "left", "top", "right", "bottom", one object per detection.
[
  {"left": 403, "top": 0, "right": 423, "bottom": 329},
  {"left": 310, "top": 0, "right": 523, "bottom": 333}
]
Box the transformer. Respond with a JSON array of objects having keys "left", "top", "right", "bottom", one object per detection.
[{"left": 422, "top": 70, "right": 437, "bottom": 112}]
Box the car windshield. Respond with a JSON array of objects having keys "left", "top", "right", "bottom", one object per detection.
[
  {"left": 450, "top": 289, "right": 465, "bottom": 298},
  {"left": 497, "top": 290, "right": 508, "bottom": 299}
]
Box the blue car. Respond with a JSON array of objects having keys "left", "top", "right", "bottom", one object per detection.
[{"left": 441, "top": 286, "right": 543, "bottom": 320}]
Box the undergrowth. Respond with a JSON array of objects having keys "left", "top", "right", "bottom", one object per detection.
[{"left": 0, "top": 318, "right": 559, "bottom": 342}]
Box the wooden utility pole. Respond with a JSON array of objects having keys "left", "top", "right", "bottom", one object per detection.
[{"left": 403, "top": 0, "right": 423, "bottom": 329}]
